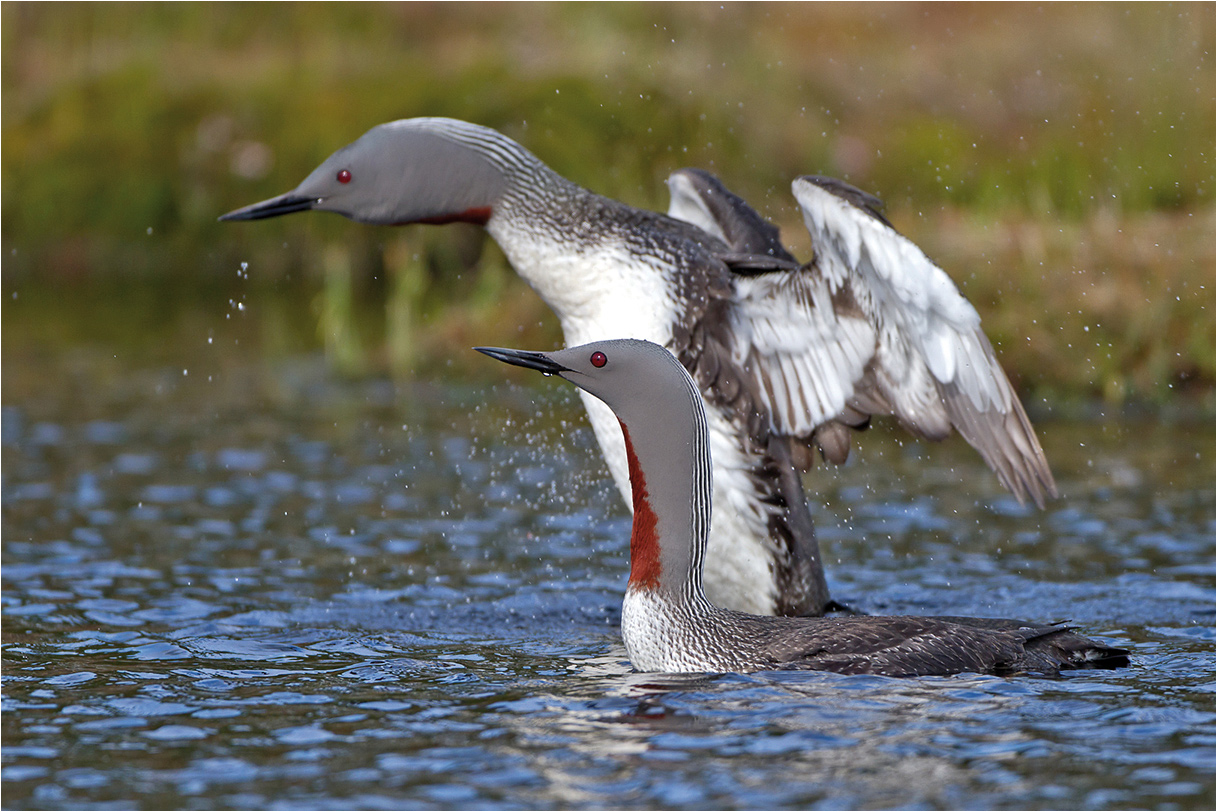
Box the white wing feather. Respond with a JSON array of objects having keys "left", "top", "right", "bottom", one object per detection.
[
  {"left": 729, "top": 271, "right": 875, "bottom": 434},
  {"left": 790, "top": 176, "right": 1018, "bottom": 418},
  {"left": 719, "top": 176, "right": 1055, "bottom": 505},
  {"left": 795, "top": 178, "right": 1002, "bottom": 404}
]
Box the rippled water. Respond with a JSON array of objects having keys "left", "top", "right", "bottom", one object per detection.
[{"left": 3, "top": 350, "right": 1214, "bottom": 809}]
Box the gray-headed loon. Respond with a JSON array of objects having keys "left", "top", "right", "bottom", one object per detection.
[{"left": 222, "top": 117, "right": 1056, "bottom": 617}]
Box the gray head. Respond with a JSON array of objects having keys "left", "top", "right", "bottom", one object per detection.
[
  {"left": 475, "top": 339, "right": 703, "bottom": 433},
  {"left": 220, "top": 118, "right": 540, "bottom": 226}
]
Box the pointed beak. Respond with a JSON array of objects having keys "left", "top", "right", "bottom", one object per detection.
[
  {"left": 474, "top": 346, "right": 570, "bottom": 376},
  {"left": 218, "top": 191, "right": 319, "bottom": 222}
]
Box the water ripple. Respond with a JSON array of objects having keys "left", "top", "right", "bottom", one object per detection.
[{"left": 2, "top": 382, "right": 1212, "bottom": 810}]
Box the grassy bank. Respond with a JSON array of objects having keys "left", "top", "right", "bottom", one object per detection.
[{"left": 2, "top": 3, "right": 1213, "bottom": 403}]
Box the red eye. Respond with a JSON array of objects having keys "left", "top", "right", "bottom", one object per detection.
[
  {"left": 590, "top": 351, "right": 607, "bottom": 368},
  {"left": 337, "top": 169, "right": 352, "bottom": 184}
]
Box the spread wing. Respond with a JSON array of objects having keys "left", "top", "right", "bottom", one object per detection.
[{"left": 667, "top": 170, "right": 1057, "bottom": 508}]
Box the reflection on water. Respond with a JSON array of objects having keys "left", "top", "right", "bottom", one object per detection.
[{"left": 2, "top": 344, "right": 1214, "bottom": 809}]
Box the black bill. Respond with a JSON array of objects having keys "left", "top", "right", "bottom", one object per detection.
[
  {"left": 219, "top": 192, "right": 318, "bottom": 222},
  {"left": 474, "top": 347, "right": 570, "bottom": 376}
]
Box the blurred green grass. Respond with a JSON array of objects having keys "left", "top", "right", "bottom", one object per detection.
[{"left": 2, "top": 2, "right": 1213, "bottom": 404}]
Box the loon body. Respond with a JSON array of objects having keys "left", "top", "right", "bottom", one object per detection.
[
  {"left": 478, "top": 339, "right": 1127, "bottom": 677},
  {"left": 222, "top": 117, "right": 1057, "bottom": 617}
]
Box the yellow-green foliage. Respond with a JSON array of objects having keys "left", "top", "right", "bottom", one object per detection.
[{"left": 2, "top": 3, "right": 1213, "bottom": 402}]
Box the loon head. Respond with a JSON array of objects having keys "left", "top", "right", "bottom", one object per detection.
[
  {"left": 474, "top": 339, "right": 698, "bottom": 432},
  {"left": 219, "top": 118, "right": 522, "bottom": 227}
]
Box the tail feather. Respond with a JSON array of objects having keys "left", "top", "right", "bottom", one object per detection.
[{"left": 1033, "top": 628, "right": 1130, "bottom": 670}]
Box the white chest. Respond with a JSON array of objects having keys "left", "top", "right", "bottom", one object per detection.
[{"left": 488, "top": 214, "right": 676, "bottom": 342}]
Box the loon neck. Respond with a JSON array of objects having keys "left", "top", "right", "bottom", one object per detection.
[
  {"left": 461, "top": 130, "right": 584, "bottom": 212},
  {"left": 617, "top": 406, "right": 713, "bottom": 607}
]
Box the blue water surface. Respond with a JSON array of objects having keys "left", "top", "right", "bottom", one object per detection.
[{"left": 2, "top": 355, "right": 1213, "bottom": 810}]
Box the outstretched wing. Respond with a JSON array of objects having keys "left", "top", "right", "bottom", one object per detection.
[
  {"left": 787, "top": 175, "right": 1055, "bottom": 506},
  {"left": 668, "top": 169, "right": 1056, "bottom": 507},
  {"left": 667, "top": 169, "right": 874, "bottom": 466}
]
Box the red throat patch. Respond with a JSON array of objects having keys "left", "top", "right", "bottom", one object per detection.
[
  {"left": 620, "top": 421, "right": 661, "bottom": 590},
  {"left": 414, "top": 206, "right": 492, "bottom": 226}
]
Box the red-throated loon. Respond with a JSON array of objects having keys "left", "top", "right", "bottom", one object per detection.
[
  {"left": 477, "top": 339, "right": 1126, "bottom": 676},
  {"left": 221, "top": 117, "right": 1057, "bottom": 617}
]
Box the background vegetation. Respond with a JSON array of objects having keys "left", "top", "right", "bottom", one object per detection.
[{"left": 3, "top": 2, "right": 1213, "bottom": 405}]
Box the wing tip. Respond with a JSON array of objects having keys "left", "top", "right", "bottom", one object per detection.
[{"left": 793, "top": 175, "right": 891, "bottom": 226}]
